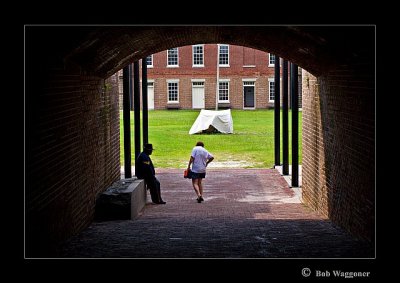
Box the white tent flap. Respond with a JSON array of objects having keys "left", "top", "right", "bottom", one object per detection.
[{"left": 189, "top": 109, "right": 233, "bottom": 134}]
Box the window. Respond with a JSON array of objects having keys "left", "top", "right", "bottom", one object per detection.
[
  {"left": 219, "top": 44, "right": 229, "bottom": 66},
  {"left": 146, "top": 55, "right": 153, "bottom": 68},
  {"left": 218, "top": 80, "right": 229, "bottom": 102},
  {"left": 193, "top": 45, "right": 204, "bottom": 67},
  {"left": 192, "top": 81, "right": 204, "bottom": 86},
  {"left": 269, "top": 54, "right": 275, "bottom": 67},
  {"left": 167, "top": 48, "right": 179, "bottom": 67},
  {"left": 268, "top": 78, "right": 275, "bottom": 102},
  {"left": 167, "top": 80, "right": 179, "bottom": 102},
  {"left": 243, "top": 81, "right": 255, "bottom": 86}
]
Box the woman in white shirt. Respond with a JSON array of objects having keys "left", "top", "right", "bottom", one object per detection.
[{"left": 187, "top": 141, "right": 214, "bottom": 203}]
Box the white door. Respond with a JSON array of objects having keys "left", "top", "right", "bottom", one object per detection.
[
  {"left": 147, "top": 82, "right": 154, "bottom": 110},
  {"left": 192, "top": 82, "right": 205, "bottom": 109}
]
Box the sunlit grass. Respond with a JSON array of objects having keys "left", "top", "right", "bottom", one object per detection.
[{"left": 120, "top": 109, "right": 302, "bottom": 168}]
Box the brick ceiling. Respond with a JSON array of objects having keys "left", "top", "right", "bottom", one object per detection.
[{"left": 27, "top": 25, "right": 374, "bottom": 78}]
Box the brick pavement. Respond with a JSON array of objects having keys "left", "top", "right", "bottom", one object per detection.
[{"left": 58, "top": 169, "right": 373, "bottom": 258}]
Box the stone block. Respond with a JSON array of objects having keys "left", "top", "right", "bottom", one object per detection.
[{"left": 95, "top": 178, "right": 146, "bottom": 221}]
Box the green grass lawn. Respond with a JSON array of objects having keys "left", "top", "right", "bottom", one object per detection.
[{"left": 120, "top": 109, "right": 302, "bottom": 168}]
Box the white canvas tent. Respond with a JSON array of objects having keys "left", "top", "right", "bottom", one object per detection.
[{"left": 189, "top": 109, "right": 233, "bottom": 134}]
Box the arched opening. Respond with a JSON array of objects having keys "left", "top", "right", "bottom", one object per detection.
[{"left": 116, "top": 43, "right": 302, "bottom": 169}]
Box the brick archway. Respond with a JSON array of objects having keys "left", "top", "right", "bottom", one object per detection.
[
  {"left": 30, "top": 26, "right": 373, "bottom": 78},
  {"left": 25, "top": 25, "right": 375, "bottom": 256}
]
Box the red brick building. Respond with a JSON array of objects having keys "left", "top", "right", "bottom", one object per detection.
[{"left": 118, "top": 44, "right": 301, "bottom": 110}]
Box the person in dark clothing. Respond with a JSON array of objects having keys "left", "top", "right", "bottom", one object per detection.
[{"left": 136, "top": 143, "right": 166, "bottom": 204}]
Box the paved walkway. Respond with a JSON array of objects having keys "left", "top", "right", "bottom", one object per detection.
[{"left": 58, "top": 169, "right": 373, "bottom": 258}]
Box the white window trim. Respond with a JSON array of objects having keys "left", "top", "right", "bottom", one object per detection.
[
  {"left": 192, "top": 82, "right": 204, "bottom": 87},
  {"left": 218, "top": 44, "right": 230, "bottom": 67},
  {"left": 191, "top": 79, "right": 206, "bottom": 82},
  {"left": 268, "top": 54, "right": 275, "bottom": 67},
  {"left": 243, "top": 65, "right": 256, "bottom": 68},
  {"left": 167, "top": 79, "right": 179, "bottom": 103},
  {"left": 268, "top": 78, "right": 282, "bottom": 102},
  {"left": 140, "top": 79, "right": 155, "bottom": 86},
  {"left": 192, "top": 44, "right": 204, "bottom": 67},
  {"left": 218, "top": 79, "right": 230, "bottom": 103},
  {"left": 147, "top": 79, "right": 154, "bottom": 87},
  {"left": 146, "top": 55, "right": 154, "bottom": 68},
  {"left": 242, "top": 78, "right": 257, "bottom": 82},
  {"left": 167, "top": 48, "right": 179, "bottom": 67},
  {"left": 268, "top": 78, "right": 275, "bottom": 102}
]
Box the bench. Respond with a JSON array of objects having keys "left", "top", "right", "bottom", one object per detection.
[{"left": 95, "top": 178, "right": 146, "bottom": 221}]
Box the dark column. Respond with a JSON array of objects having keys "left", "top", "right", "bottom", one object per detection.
[
  {"left": 290, "top": 63, "right": 299, "bottom": 187},
  {"left": 282, "top": 60, "right": 289, "bottom": 175},
  {"left": 274, "top": 56, "right": 280, "bottom": 166},
  {"left": 122, "top": 65, "right": 132, "bottom": 178},
  {"left": 129, "top": 65, "right": 134, "bottom": 111},
  {"left": 142, "top": 58, "right": 149, "bottom": 145},
  {"left": 133, "top": 61, "right": 141, "bottom": 174}
]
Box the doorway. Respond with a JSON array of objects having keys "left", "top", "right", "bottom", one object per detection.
[
  {"left": 243, "top": 81, "right": 255, "bottom": 108},
  {"left": 192, "top": 80, "right": 205, "bottom": 109},
  {"left": 147, "top": 81, "right": 154, "bottom": 110}
]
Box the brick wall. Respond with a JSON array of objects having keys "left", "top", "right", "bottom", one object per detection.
[
  {"left": 147, "top": 44, "right": 277, "bottom": 109},
  {"left": 26, "top": 66, "right": 120, "bottom": 257},
  {"left": 117, "top": 46, "right": 303, "bottom": 111},
  {"left": 302, "top": 68, "right": 374, "bottom": 242}
]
